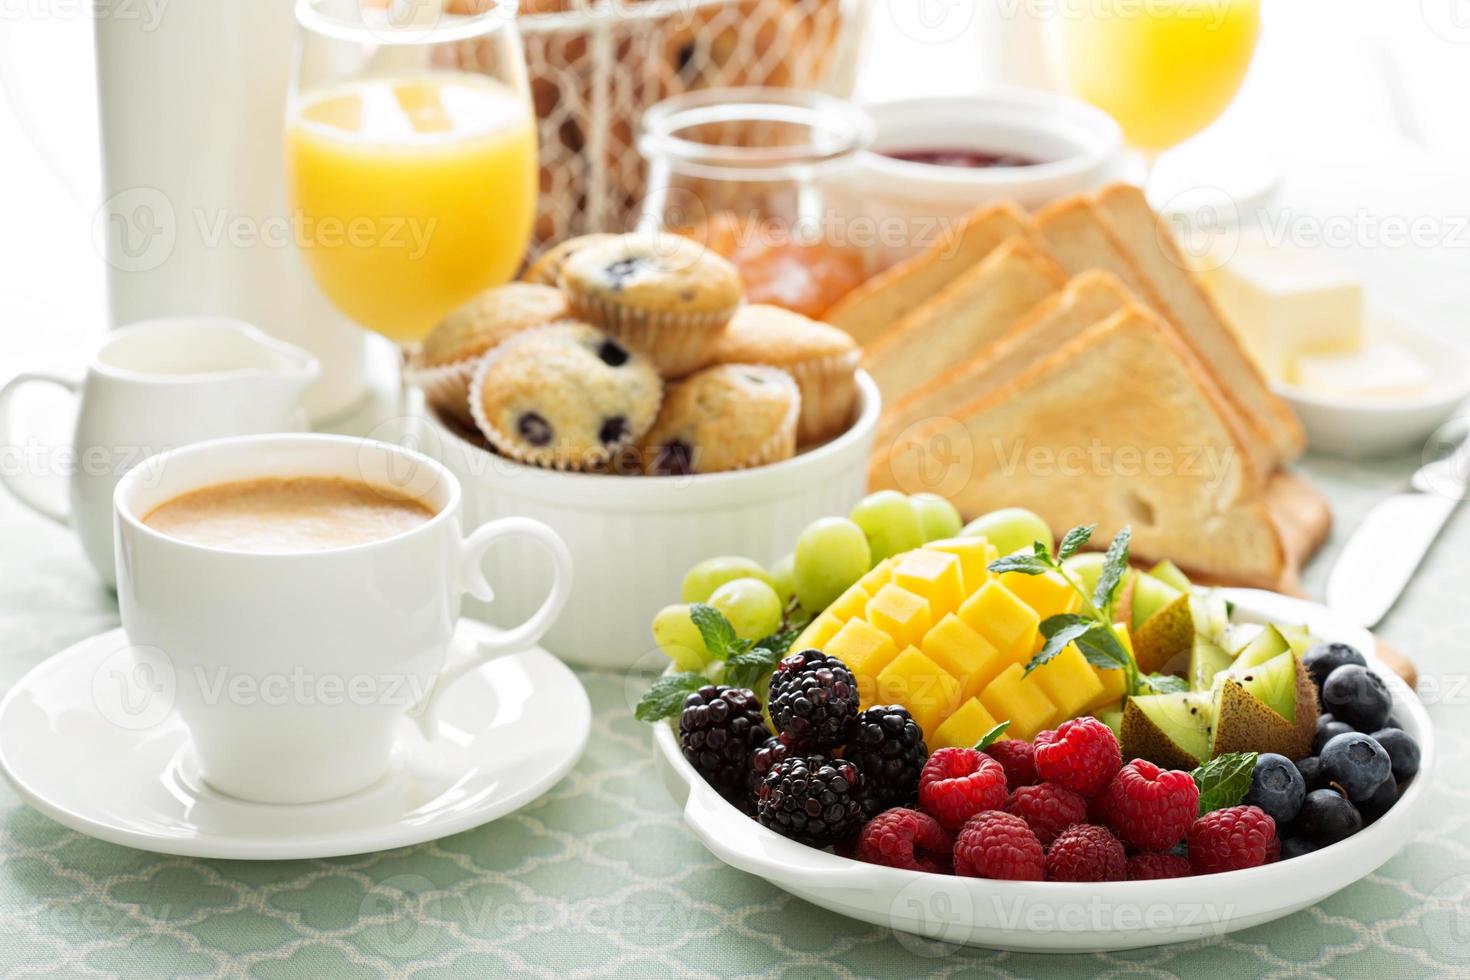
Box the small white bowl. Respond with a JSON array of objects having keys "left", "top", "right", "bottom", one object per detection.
[
  {"left": 418, "top": 372, "right": 880, "bottom": 670},
  {"left": 652, "top": 590, "right": 1432, "bottom": 953},
  {"left": 823, "top": 90, "right": 1124, "bottom": 270},
  {"left": 1277, "top": 310, "right": 1470, "bottom": 459}
]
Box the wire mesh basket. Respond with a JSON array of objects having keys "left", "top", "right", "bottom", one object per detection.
[{"left": 515, "top": 0, "right": 873, "bottom": 255}]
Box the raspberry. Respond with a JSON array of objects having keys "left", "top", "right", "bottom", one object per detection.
[
  {"left": 678, "top": 686, "right": 771, "bottom": 803},
  {"left": 1103, "top": 759, "right": 1200, "bottom": 851},
  {"left": 845, "top": 706, "right": 929, "bottom": 818},
  {"left": 757, "top": 756, "right": 864, "bottom": 847},
  {"left": 953, "top": 811, "right": 1044, "bottom": 880},
  {"left": 1126, "top": 852, "right": 1194, "bottom": 880},
  {"left": 1033, "top": 717, "right": 1122, "bottom": 797},
  {"left": 767, "top": 650, "right": 860, "bottom": 751},
  {"left": 918, "top": 748, "right": 1007, "bottom": 831},
  {"left": 986, "top": 738, "right": 1037, "bottom": 789},
  {"left": 1005, "top": 782, "right": 1087, "bottom": 846},
  {"left": 1045, "top": 824, "right": 1126, "bottom": 882},
  {"left": 1266, "top": 835, "right": 1281, "bottom": 864},
  {"left": 856, "top": 808, "right": 953, "bottom": 873},
  {"left": 1187, "top": 805, "right": 1278, "bottom": 874}
]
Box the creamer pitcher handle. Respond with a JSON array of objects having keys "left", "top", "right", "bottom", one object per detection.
[{"left": 0, "top": 371, "right": 82, "bottom": 525}]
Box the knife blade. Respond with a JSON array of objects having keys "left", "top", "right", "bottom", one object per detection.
[{"left": 1327, "top": 445, "right": 1468, "bottom": 628}]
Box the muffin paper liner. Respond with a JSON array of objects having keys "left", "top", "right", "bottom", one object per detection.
[
  {"left": 787, "top": 347, "right": 862, "bottom": 446},
  {"left": 566, "top": 292, "right": 737, "bottom": 380}
]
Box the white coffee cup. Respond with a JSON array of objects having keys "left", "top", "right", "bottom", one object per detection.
[{"left": 112, "top": 433, "right": 573, "bottom": 805}]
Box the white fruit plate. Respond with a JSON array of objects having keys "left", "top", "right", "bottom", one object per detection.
[{"left": 651, "top": 590, "right": 1434, "bottom": 952}]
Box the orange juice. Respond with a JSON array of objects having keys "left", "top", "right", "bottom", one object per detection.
[
  {"left": 1058, "top": 0, "right": 1260, "bottom": 152},
  {"left": 286, "top": 72, "right": 537, "bottom": 343}
]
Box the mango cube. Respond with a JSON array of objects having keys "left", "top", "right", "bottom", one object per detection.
[
  {"left": 826, "top": 618, "right": 899, "bottom": 684},
  {"left": 921, "top": 613, "right": 1008, "bottom": 702},
  {"left": 921, "top": 537, "right": 997, "bottom": 594},
  {"left": 981, "top": 663, "right": 1059, "bottom": 739},
  {"left": 866, "top": 584, "right": 934, "bottom": 651},
  {"left": 793, "top": 612, "right": 843, "bottom": 652},
  {"left": 856, "top": 558, "right": 895, "bottom": 594},
  {"left": 931, "top": 697, "right": 1000, "bottom": 750},
  {"left": 875, "top": 648, "right": 963, "bottom": 741},
  {"left": 826, "top": 582, "right": 872, "bottom": 622},
  {"left": 1000, "top": 569, "right": 1082, "bottom": 623},
  {"left": 894, "top": 549, "right": 966, "bottom": 617},
  {"left": 1084, "top": 623, "right": 1132, "bottom": 713},
  {"left": 1031, "top": 644, "right": 1105, "bottom": 720},
  {"left": 957, "top": 580, "right": 1040, "bottom": 664}
]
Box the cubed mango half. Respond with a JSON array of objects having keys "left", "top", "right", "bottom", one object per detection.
[
  {"left": 894, "top": 549, "right": 966, "bottom": 617},
  {"left": 958, "top": 580, "right": 1040, "bottom": 664},
  {"left": 866, "top": 583, "right": 934, "bottom": 651},
  {"left": 875, "top": 648, "right": 963, "bottom": 741},
  {"left": 921, "top": 537, "right": 997, "bottom": 594},
  {"left": 794, "top": 612, "right": 843, "bottom": 653},
  {"left": 1030, "top": 644, "right": 1105, "bottom": 721},
  {"left": 825, "top": 618, "right": 898, "bottom": 683},
  {"left": 825, "top": 582, "right": 871, "bottom": 622},
  {"left": 921, "top": 613, "right": 1008, "bottom": 703},
  {"left": 1000, "top": 569, "right": 1082, "bottom": 624}
]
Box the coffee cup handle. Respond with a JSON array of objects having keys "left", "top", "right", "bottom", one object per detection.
[
  {"left": 0, "top": 370, "right": 82, "bottom": 525},
  {"left": 412, "top": 517, "right": 574, "bottom": 735}
]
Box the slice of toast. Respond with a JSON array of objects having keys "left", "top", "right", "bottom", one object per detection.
[
  {"left": 877, "top": 306, "right": 1287, "bottom": 587},
  {"left": 860, "top": 236, "right": 1066, "bottom": 408},
  {"left": 1093, "top": 184, "right": 1306, "bottom": 460},
  {"left": 825, "top": 201, "right": 1047, "bottom": 345},
  {"left": 876, "top": 270, "right": 1133, "bottom": 452}
]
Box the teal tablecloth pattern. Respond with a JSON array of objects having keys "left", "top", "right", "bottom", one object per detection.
[{"left": 1, "top": 450, "right": 1467, "bottom": 979}]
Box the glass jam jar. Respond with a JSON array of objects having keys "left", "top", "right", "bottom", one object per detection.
[{"left": 637, "top": 87, "right": 874, "bottom": 319}]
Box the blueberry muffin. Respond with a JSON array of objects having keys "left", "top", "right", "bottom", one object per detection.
[
  {"left": 558, "top": 232, "right": 743, "bottom": 378},
  {"left": 521, "top": 233, "right": 620, "bottom": 287},
  {"left": 709, "top": 304, "right": 861, "bottom": 445},
  {"left": 469, "top": 322, "right": 662, "bottom": 470},
  {"left": 640, "top": 364, "right": 800, "bottom": 475},
  {"left": 408, "top": 283, "right": 568, "bottom": 426}
]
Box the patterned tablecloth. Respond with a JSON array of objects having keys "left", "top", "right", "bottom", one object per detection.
[{"left": 0, "top": 440, "right": 1466, "bottom": 979}]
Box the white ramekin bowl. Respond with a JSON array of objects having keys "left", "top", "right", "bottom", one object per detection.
[
  {"left": 652, "top": 590, "right": 1432, "bottom": 952},
  {"left": 824, "top": 90, "right": 1124, "bottom": 270},
  {"left": 419, "top": 372, "right": 880, "bottom": 669}
]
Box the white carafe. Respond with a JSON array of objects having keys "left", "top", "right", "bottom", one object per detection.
[{"left": 92, "top": 0, "right": 366, "bottom": 421}]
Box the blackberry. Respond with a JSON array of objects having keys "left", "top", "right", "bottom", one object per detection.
[
  {"left": 767, "top": 650, "right": 859, "bottom": 751},
  {"left": 748, "top": 736, "right": 790, "bottom": 797},
  {"left": 678, "top": 685, "right": 771, "bottom": 802},
  {"left": 757, "top": 755, "right": 864, "bottom": 847},
  {"left": 844, "top": 705, "right": 928, "bottom": 817}
]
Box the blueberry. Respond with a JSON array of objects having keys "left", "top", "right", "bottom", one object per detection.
[
  {"left": 1359, "top": 776, "right": 1400, "bottom": 824},
  {"left": 1297, "top": 789, "right": 1363, "bottom": 845},
  {"left": 1244, "top": 753, "right": 1306, "bottom": 825},
  {"left": 1371, "top": 728, "right": 1421, "bottom": 782},
  {"left": 1320, "top": 732, "right": 1393, "bottom": 802},
  {"left": 652, "top": 439, "right": 695, "bottom": 476},
  {"left": 1321, "top": 664, "right": 1392, "bottom": 732},
  {"left": 516, "top": 411, "right": 554, "bottom": 447},
  {"left": 1302, "top": 642, "right": 1367, "bottom": 691},
  {"left": 1280, "top": 837, "right": 1319, "bottom": 860},
  {"left": 598, "top": 415, "right": 629, "bottom": 446},
  {"left": 596, "top": 339, "right": 629, "bottom": 367},
  {"left": 1315, "top": 717, "right": 1352, "bottom": 754},
  {"left": 1295, "top": 755, "right": 1328, "bottom": 792}
]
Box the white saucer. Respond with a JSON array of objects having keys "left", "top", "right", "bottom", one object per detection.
[{"left": 0, "top": 622, "right": 590, "bottom": 860}]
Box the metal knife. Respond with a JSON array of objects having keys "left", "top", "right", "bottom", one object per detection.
[{"left": 1327, "top": 440, "right": 1469, "bottom": 628}]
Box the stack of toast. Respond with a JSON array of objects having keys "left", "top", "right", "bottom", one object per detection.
[{"left": 825, "top": 184, "right": 1328, "bottom": 592}]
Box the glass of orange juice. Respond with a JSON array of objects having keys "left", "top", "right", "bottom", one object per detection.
[
  {"left": 285, "top": 0, "right": 537, "bottom": 350},
  {"left": 1054, "top": 0, "right": 1261, "bottom": 176}
]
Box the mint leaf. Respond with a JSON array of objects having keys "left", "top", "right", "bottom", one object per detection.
[
  {"left": 1057, "top": 524, "right": 1095, "bottom": 562},
  {"left": 756, "top": 625, "right": 801, "bottom": 660},
  {"left": 634, "top": 672, "right": 705, "bottom": 722},
  {"left": 973, "top": 721, "right": 1011, "bottom": 751},
  {"left": 1074, "top": 622, "right": 1134, "bottom": 672},
  {"left": 988, "top": 553, "right": 1053, "bottom": 577},
  {"left": 1025, "top": 614, "right": 1097, "bottom": 673},
  {"left": 689, "top": 603, "right": 745, "bottom": 660},
  {"left": 1093, "top": 525, "right": 1132, "bottom": 616},
  {"left": 1145, "top": 672, "right": 1188, "bottom": 694},
  {"left": 724, "top": 647, "right": 781, "bottom": 690},
  {"left": 1192, "top": 752, "right": 1258, "bottom": 814}
]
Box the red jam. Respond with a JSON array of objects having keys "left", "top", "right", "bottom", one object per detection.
[{"left": 884, "top": 148, "right": 1041, "bottom": 169}]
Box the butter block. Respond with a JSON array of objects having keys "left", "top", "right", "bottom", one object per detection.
[{"left": 1295, "top": 341, "right": 1432, "bottom": 400}]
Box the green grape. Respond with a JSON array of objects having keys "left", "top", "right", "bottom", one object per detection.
[
  {"left": 681, "top": 556, "right": 773, "bottom": 604},
  {"left": 768, "top": 553, "right": 797, "bottom": 604},
  {"left": 793, "top": 517, "right": 871, "bottom": 614},
  {"left": 1062, "top": 552, "right": 1107, "bottom": 595},
  {"left": 651, "top": 604, "right": 711, "bottom": 671},
  {"left": 960, "top": 507, "right": 1053, "bottom": 556},
  {"left": 708, "top": 578, "right": 784, "bottom": 641},
  {"left": 849, "top": 490, "right": 925, "bottom": 563},
  {"left": 911, "top": 493, "right": 963, "bottom": 542}
]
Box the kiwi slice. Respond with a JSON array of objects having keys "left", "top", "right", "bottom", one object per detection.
[
  {"left": 1130, "top": 573, "right": 1183, "bottom": 631},
  {"left": 1233, "top": 625, "right": 1291, "bottom": 671},
  {"left": 1188, "top": 635, "right": 1234, "bottom": 691},
  {"left": 1122, "top": 690, "right": 1215, "bottom": 768},
  {"left": 1209, "top": 655, "right": 1317, "bottom": 760},
  {"left": 1148, "top": 560, "right": 1193, "bottom": 593},
  {"left": 1212, "top": 651, "right": 1298, "bottom": 722}
]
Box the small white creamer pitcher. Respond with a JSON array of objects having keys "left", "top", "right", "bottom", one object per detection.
[{"left": 0, "top": 317, "right": 320, "bottom": 587}]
